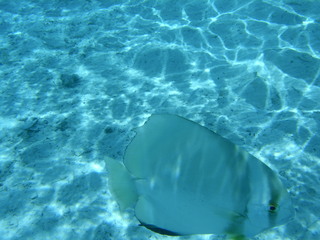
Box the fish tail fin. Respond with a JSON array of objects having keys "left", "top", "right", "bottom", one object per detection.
[{"left": 105, "top": 157, "right": 138, "bottom": 210}]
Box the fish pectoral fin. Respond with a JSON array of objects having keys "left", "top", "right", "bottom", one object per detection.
[
  {"left": 228, "top": 211, "right": 247, "bottom": 220},
  {"left": 216, "top": 208, "right": 247, "bottom": 222}
]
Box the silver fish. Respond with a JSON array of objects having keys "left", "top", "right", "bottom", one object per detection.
[{"left": 107, "top": 114, "right": 294, "bottom": 239}]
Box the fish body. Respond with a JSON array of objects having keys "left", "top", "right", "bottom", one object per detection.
[{"left": 107, "top": 114, "right": 295, "bottom": 238}]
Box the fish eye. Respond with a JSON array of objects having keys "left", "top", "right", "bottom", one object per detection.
[{"left": 268, "top": 204, "right": 278, "bottom": 213}]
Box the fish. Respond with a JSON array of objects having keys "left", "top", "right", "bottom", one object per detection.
[{"left": 106, "top": 114, "right": 295, "bottom": 239}]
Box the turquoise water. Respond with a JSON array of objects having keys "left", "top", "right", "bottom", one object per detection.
[{"left": 0, "top": 0, "right": 319, "bottom": 239}]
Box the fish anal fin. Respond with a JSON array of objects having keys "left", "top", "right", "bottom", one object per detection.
[{"left": 138, "top": 221, "right": 181, "bottom": 236}]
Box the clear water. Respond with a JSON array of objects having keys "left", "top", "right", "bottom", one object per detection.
[{"left": 0, "top": 0, "right": 319, "bottom": 239}]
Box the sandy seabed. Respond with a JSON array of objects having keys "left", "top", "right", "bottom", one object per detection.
[{"left": 0, "top": 0, "right": 320, "bottom": 239}]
